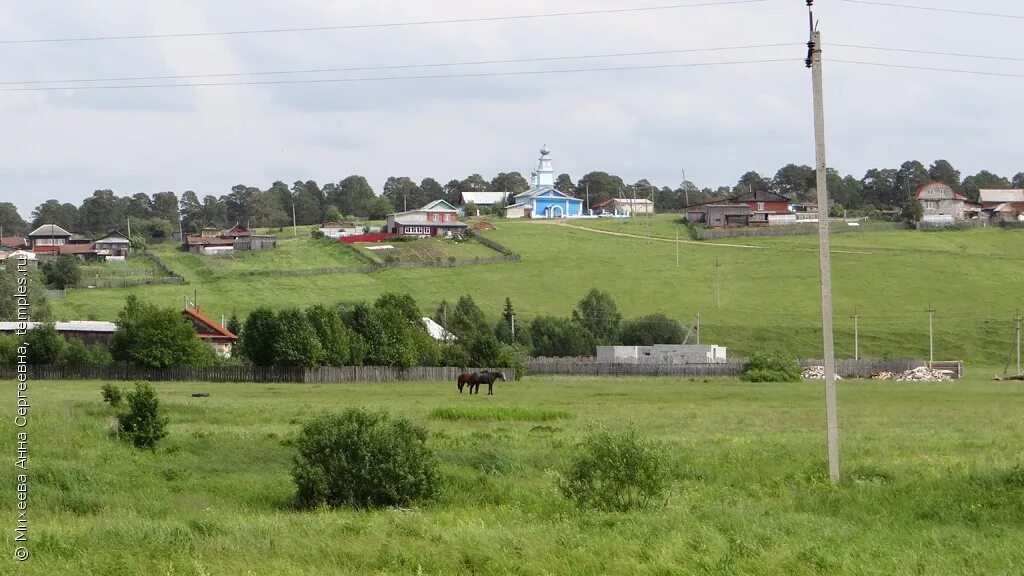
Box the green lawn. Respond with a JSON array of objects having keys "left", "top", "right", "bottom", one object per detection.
[
  {"left": 51, "top": 221, "right": 1024, "bottom": 365},
  {"left": 4, "top": 376, "right": 1023, "bottom": 575},
  {"left": 355, "top": 237, "right": 502, "bottom": 264},
  {"left": 148, "top": 230, "right": 368, "bottom": 282},
  {"left": 78, "top": 256, "right": 167, "bottom": 282}
]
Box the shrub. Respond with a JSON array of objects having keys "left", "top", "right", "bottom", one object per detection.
[
  {"left": 496, "top": 343, "right": 528, "bottom": 380},
  {"left": 620, "top": 313, "right": 685, "bottom": 346},
  {"left": 310, "top": 229, "right": 326, "bottom": 239},
  {"left": 558, "top": 427, "right": 669, "bottom": 511},
  {"left": 116, "top": 382, "right": 169, "bottom": 451},
  {"left": 741, "top": 353, "right": 801, "bottom": 382},
  {"left": 23, "top": 324, "right": 65, "bottom": 364},
  {"left": 41, "top": 255, "right": 81, "bottom": 289},
  {"left": 101, "top": 383, "right": 123, "bottom": 408},
  {"left": 111, "top": 295, "right": 214, "bottom": 368},
  {"left": 529, "top": 316, "right": 595, "bottom": 357},
  {"left": 292, "top": 408, "right": 439, "bottom": 509}
]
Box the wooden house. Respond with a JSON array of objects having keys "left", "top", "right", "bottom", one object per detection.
[
  {"left": 386, "top": 199, "right": 468, "bottom": 236},
  {"left": 182, "top": 307, "right": 238, "bottom": 357}
]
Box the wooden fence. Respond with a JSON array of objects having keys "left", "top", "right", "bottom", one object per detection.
[
  {"left": 797, "top": 359, "right": 928, "bottom": 378},
  {"left": 464, "top": 228, "right": 517, "bottom": 255},
  {"left": 1, "top": 364, "right": 512, "bottom": 383},
  {"left": 690, "top": 223, "right": 904, "bottom": 241}
]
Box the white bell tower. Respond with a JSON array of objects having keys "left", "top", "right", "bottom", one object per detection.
[{"left": 535, "top": 145, "right": 554, "bottom": 187}]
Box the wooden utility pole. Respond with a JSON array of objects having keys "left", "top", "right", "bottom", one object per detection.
[
  {"left": 1014, "top": 309, "right": 1022, "bottom": 374},
  {"left": 806, "top": 3, "right": 840, "bottom": 484},
  {"left": 927, "top": 301, "right": 936, "bottom": 366},
  {"left": 292, "top": 202, "right": 297, "bottom": 237},
  {"left": 675, "top": 225, "right": 680, "bottom": 267},
  {"left": 696, "top": 312, "right": 701, "bottom": 346},
  {"left": 715, "top": 258, "right": 722, "bottom": 309},
  {"left": 853, "top": 308, "right": 859, "bottom": 361}
]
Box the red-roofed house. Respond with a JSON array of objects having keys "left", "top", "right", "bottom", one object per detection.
[
  {"left": 182, "top": 307, "right": 238, "bottom": 357},
  {"left": 1, "top": 237, "right": 27, "bottom": 250}
]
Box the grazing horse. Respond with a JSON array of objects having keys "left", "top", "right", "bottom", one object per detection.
[
  {"left": 468, "top": 370, "right": 506, "bottom": 395},
  {"left": 457, "top": 372, "right": 473, "bottom": 394}
]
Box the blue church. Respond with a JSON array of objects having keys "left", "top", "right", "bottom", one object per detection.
[{"left": 503, "top": 146, "right": 584, "bottom": 219}]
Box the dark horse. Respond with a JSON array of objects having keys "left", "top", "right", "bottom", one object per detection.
[{"left": 457, "top": 371, "right": 506, "bottom": 395}]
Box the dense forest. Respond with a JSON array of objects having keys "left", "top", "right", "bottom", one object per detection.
[{"left": 1, "top": 158, "right": 1020, "bottom": 239}]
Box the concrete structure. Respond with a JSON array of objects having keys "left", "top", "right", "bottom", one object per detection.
[
  {"left": 915, "top": 181, "right": 968, "bottom": 221},
  {"left": 597, "top": 345, "right": 728, "bottom": 364},
  {"left": 386, "top": 199, "right": 468, "bottom": 236},
  {"left": 592, "top": 198, "right": 655, "bottom": 216},
  {"left": 504, "top": 146, "right": 584, "bottom": 219},
  {"left": 0, "top": 321, "right": 117, "bottom": 346},
  {"left": 182, "top": 307, "right": 238, "bottom": 357}
]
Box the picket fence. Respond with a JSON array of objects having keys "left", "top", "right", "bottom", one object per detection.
[{"left": 2, "top": 364, "right": 513, "bottom": 383}]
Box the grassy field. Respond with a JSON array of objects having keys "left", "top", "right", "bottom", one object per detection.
[
  {"left": 148, "top": 230, "right": 368, "bottom": 281},
  {"left": 355, "top": 237, "right": 501, "bottom": 264},
  {"left": 78, "top": 256, "right": 169, "bottom": 283},
  {"left": 4, "top": 375, "right": 1023, "bottom": 575},
  {"left": 50, "top": 220, "right": 1024, "bottom": 365},
  {"left": 567, "top": 214, "right": 902, "bottom": 241}
]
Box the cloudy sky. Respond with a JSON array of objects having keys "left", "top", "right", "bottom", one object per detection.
[{"left": 1, "top": 0, "right": 1020, "bottom": 218}]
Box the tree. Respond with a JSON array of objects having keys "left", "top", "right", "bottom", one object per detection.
[
  {"left": 420, "top": 178, "right": 445, "bottom": 203},
  {"left": 529, "top": 316, "right": 595, "bottom": 357},
  {"left": 324, "top": 206, "right": 343, "bottom": 223},
  {"left": 490, "top": 172, "right": 529, "bottom": 195},
  {"left": 239, "top": 307, "right": 277, "bottom": 366},
  {"left": 772, "top": 164, "right": 815, "bottom": 201},
  {"left": 223, "top": 185, "right": 255, "bottom": 225},
  {"left": 447, "top": 295, "right": 487, "bottom": 338},
  {"left": 383, "top": 177, "right": 425, "bottom": 212},
  {"left": 273, "top": 308, "right": 325, "bottom": 367},
  {"left": 896, "top": 161, "right": 929, "bottom": 200},
  {"left": 116, "top": 382, "right": 169, "bottom": 451},
  {"left": 226, "top": 312, "right": 241, "bottom": 336},
  {"left": 459, "top": 174, "right": 490, "bottom": 192},
  {"left": 328, "top": 175, "right": 377, "bottom": 217},
  {"left": 365, "top": 196, "right": 394, "bottom": 220},
  {"left": 125, "top": 192, "right": 153, "bottom": 220},
  {"left": 0, "top": 264, "right": 51, "bottom": 322},
  {"left": 860, "top": 168, "right": 902, "bottom": 208},
  {"left": 249, "top": 189, "right": 289, "bottom": 228},
  {"left": 0, "top": 202, "right": 28, "bottom": 235},
  {"left": 928, "top": 159, "right": 961, "bottom": 192},
  {"left": 572, "top": 289, "right": 622, "bottom": 344},
  {"left": 374, "top": 293, "right": 421, "bottom": 324},
  {"left": 31, "top": 200, "right": 79, "bottom": 231},
  {"left": 23, "top": 324, "right": 65, "bottom": 364},
  {"left": 577, "top": 172, "right": 626, "bottom": 203},
  {"left": 901, "top": 198, "right": 923, "bottom": 225},
  {"left": 961, "top": 170, "right": 1010, "bottom": 202},
  {"left": 620, "top": 314, "right": 685, "bottom": 346},
  {"left": 200, "top": 195, "right": 226, "bottom": 228},
  {"left": 465, "top": 331, "right": 502, "bottom": 367},
  {"left": 1013, "top": 173, "right": 1024, "bottom": 189},
  {"left": 292, "top": 180, "right": 324, "bottom": 225},
  {"left": 151, "top": 191, "right": 180, "bottom": 223},
  {"left": 554, "top": 173, "right": 577, "bottom": 196},
  {"left": 733, "top": 171, "right": 772, "bottom": 197},
  {"left": 79, "top": 190, "right": 126, "bottom": 234},
  {"left": 40, "top": 255, "right": 81, "bottom": 289},
  {"left": 344, "top": 303, "right": 417, "bottom": 367},
  {"left": 463, "top": 201, "right": 478, "bottom": 216},
  {"left": 110, "top": 295, "right": 214, "bottom": 368},
  {"left": 179, "top": 190, "right": 204, "bottom": 232}
]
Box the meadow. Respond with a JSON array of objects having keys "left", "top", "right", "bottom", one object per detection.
[
  {"left": 51, "top": 220, "right": 1024, "bottom": 365},
  {"left": 4, "top": 375, "right": 1023, "bottom": 575},
  {"left": 354, "top": 236, "right": 500, "bottom": 264}
]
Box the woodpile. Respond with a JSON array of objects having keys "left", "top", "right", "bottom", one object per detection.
[
  {"left": 472, "top": 221, "right": 496, "bottom": 231},
  {"left": 869, "top": 367, "right": 953, "bottom": 382},
  {"left": 802, "top": 366, "right": 842, "bottom": 380}
]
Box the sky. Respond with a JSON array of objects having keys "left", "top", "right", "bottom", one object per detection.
[{"left": 1, "top": 0, "right": 1021, "bottom": 218}]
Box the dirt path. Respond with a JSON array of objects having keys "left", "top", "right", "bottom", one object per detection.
[{"left": 547, "top": 221, "right": 875, "bottom": 254}]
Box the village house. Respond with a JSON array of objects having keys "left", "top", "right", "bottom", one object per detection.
[
  {"left": 385, "top": 199, "right": 468, "bottom": 236},
  {"left": 915, "top": 181, "right": 969, "bottom": 224},
  {"left": 27, "top": 224, "right": 73, "bottom": 255},
  {"left": 184, "top": 224, "right": 276, "bottom": 254},
  {"left": 0, "top": 321, "right": 118, "bottom": 345},
  {"left": 504, "top": 146, "right": 584, "bottom": 219},
  {"left": 181, "top": 307, "right": 238, "bottom": 357},
  {"left": 978, "top": 189, "right": 1024, "bottom": 222},
  {"left": 686, "top": 204, "right": 751, "bottom": 228},
  {"left": 596, "top": 345, "right": 728, "bottom": 365},
  {"left": 591, "top": 197, "right": 655, "bottom": 216},
  {"left": 730, "top": 190, "right": 795, "bottom": 226},
  {"left": 93, "top": 230, "right": 132, "bottom": 258}
]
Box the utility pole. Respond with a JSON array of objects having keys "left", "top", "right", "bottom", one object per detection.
[
  {"left": 852, "top": 308, "right": 860, "bottom": 361},
  {"left": 511, "top": 313, "right": 516, "bottom": 342},
  {"left": 806, "top": 3, "right": 840, "bottom": 484},
  {"left": 681, "top": 169, "right": 690, "bottom": 207},
  {"left": 714, "top": 258, "right": 722, "bottom": 309},
  {"left": 443, "top": 303, "right": 449, "bottom": 344},
  {"left": 586, "top": 182, "right": 590, "bottom": 215},
  {"left": 675, "top": 225, "right": 680, "bottom": 267},
  {"left": 927, "top": 301, "right": 936, "bottom": 366},
  {"left": 1015, "top": 309, "right": 1022, "bottom": 374},
  {"left": 292, "top": 202, "right": 297, "bottom": 237},
  {"left": 696, "top": 312, "right": 701, "bottom": 346}
]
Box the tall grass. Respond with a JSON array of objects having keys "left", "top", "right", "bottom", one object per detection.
[{"left": 429, "top": 405, "right": 570, "bottom": 422}]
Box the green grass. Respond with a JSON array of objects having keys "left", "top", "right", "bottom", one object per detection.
[
  {"left": 78, "top": 256, "right": 167, "bottom": 281},
  {"left": 429, "top": 405, "right": 571, "bottom": 421},
  {"left": 50, "top": 220, "right": 1024, "bottom": 364},
  {"left": 356, "top": 237, "right": 502, "bottom": 264},
  {"left": 4, "top": 375, "right": 1023, "bottom": 575}
]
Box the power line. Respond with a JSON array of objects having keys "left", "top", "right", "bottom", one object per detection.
[
  {"left": 0, "top": 0, "right": 768, "bottom": 45},
  {"left": 830, "top": 59, "right": 1024, "bottom": 79},
  {"left": 0, "top": 42, "right": 802, "bottom": 86},
  {"left": 0, "top": 58, "right": 800, "bottom": 92},
  {"left": 840, "top": 0, "right": 1024, "bottom": 20},
  {"left": 831, "top": 43, "right": 1024, "bottom": 63}
]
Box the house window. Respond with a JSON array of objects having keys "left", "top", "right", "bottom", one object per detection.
[{"left": 757, "top": 202, "right": 765, "bottom": 211}]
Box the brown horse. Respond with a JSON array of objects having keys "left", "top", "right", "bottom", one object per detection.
[{"left": 457, "top": 372, "right": 473, "bottom": 394}]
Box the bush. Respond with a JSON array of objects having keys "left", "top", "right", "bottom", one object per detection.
[
  {"left": 116, "top": 382, "right": 169, "bottom": 451},
  {"left": 23, "top": 324, "right": 65, "bottom": 364},
  {"left": 101, "top": 383, "right": 122, "bottom": 408},
  {"left": 529, "top": 316, "right": 595, "bottom": 357},
  {"left": 496, "top": 343, "right": 528, "bottom": 380},
  {"left": 41, "top": 255, "right": 81, "bottom": 289},
  {"left": 620, "top": 313, "right": 685, "bottom": 346},
  {"left": 557, "top": 427, "right": 669, "bottom": 511},
  {"left": 292, "top": 408, "right": 439, "bottom": 509},
  {"left": 741, "top": 353, "right": 801, "bottom": 382}
]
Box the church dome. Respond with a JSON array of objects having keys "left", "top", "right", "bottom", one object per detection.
[{"left": 540, "top": 144, "right": 550, "bottom": 156}]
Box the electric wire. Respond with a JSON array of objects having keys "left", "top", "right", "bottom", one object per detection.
[{"left": 840, "top": 0, "right": 1024, "bottom": 20}]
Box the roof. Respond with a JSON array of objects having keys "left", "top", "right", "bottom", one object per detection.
[
  {"left": 914, "top": 181, "right": 967, "bottom": 201},
  {"left": 182, "top": 308, "right": 238, "bottom": 341},
  {"left": 1, "top": 237, "right": 27, "bottom": 248},
  {"left": 978, "top": 189, "right": 1024, "bottom": 203},
  {"left": 514, "top": 185, "right": 578, "bottom": 201},
  {"left": 59, "top": 243, "right": 97, "bottom": 255},
  {"left": 0, "top": 321, "right": 117, "bottom": 333},
  {"left": 185, "top": 235, "right": 235, "bottom": 246},
  {"left": 222, "top": 224, "right": 251, "bottom": 237},
  {"left": 95, "top": 230, "right": 130, "bottom": 244},
  {"left": 735, "top": 190, "right": 789, "bottom": 202},
  {"left": 421, "top": 317, "right": 457, "bottom": 341},
  {"left": 28, "top": 224, "right": 72, "bottom": 238},
  {"left": 461, "top": 192, "right": 508, "bottom": 205},
  {"left": 419, "top": 199, "right": 460, "bottom": 212},
  {"left": 612, "top": 198, "right": 654, "bottom": 205}
]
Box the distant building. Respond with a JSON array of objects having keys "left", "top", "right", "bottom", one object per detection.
[
  {"left": 0, "top": 321, "right": 117, "bottom": 346},
  {"left": 385, "top": 199, "right": 468, "bottom": 236},
  {"left": 182, "top": 307, "right": 238, "bottom": 357},
  {"left": 461, "top": 191, "right": 510, "bottom": 209},
  {"left": 915, "top": 181, "right": 968, "bottom": 223},
  {"left": 978, "top": 189, "right": 1024, "bottom": 222},
  {"left": 93, "top": 230, "right": 132, "bottom": 257},
  {"left": 504, "top": 146, "right": 584, "bottom": 219},
  {"left": 27, "top": 224, "right": 73, "bottom": 255},
  {"left": 686, "top": 204, "right": 751, "bottom": 228},
  {"left": 591, "top": 198, "right": 655, "bottom": 216},
  {"left": 596, "top": 345, "right": 728, "bottom": 364},
  {"left": 421, "top": 317, "right": 457, "bottom": 342}
]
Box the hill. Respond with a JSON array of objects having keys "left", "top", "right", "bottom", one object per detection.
[{"left": 50, "top": 220, "right": 1024, "bottom": 365}]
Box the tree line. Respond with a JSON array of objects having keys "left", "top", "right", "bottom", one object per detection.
[{"left": 2, "top": 157, "right": 1018, "bottom": 239}]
